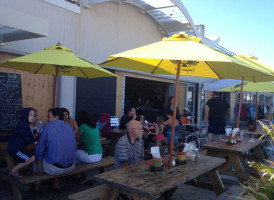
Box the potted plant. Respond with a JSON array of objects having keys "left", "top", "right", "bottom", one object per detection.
[{"left": 241, "top": 120, "right": 274, "bottom": 200}]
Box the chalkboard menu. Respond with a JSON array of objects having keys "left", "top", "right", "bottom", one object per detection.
[{"left": 0, "top": 72, "right": 22, "bottom": 131}]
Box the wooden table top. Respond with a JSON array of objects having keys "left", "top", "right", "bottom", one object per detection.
[
  {"left": 203, "top": 138, "right": 264, "bottom": 155},
  {"left": 94, "top": 155, "right": 225, "bottom": 199}
]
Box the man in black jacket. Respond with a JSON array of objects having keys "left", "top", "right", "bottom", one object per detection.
[{"left": 204, "top": 92, "right": 230, "bottom": 142}]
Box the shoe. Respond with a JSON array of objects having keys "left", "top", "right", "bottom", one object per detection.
[{"left": 9, "top": 170, "right": 23, "bottom": 179}]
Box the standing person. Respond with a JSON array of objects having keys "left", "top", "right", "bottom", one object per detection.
[
  {"left": 115, "top": 120, "right": 144, "bottom": 168},
  {"left": 162, "top": 96, "right": 180, "bottom": 122},
  {"left": 61, "top": 108, "right": 78, "bottom": 131},
  {"left": 7, "top": 107, "right": 36, "bottom": 178},
  {"left": 204, "top": 92, "right": 230, "bottom": 142},
  {"left": 75, "top": 110, "right": 102, "bottom": 185},
  {"left": 119, "top": 106, "right": 136, "bottom": 129},
  {"left": 35, "top": 108, "right": 77, "bottom": 191}
]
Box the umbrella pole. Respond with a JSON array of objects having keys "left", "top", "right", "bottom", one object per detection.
[
  {"left": 54, "top": 66, "right": 59, "bottom": 107},
  {"left": 255, "top": 92, "right": 258, "bottom": 130},
  {"left": 236, "top": 77, "right": 244, "bottom": 128},
  {"left": 168, "top": 61, "right": 181, "bottom": 168}
]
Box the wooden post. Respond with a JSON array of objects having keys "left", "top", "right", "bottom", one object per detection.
[
  {"left": 169, "top": 61, "right": 180, "bottom": 168},
  {"left": 236, "top": 77, "right": 244, "bottom": 128},
  {"left": 54, "top": 66, "right": 59, "bottom": 107}
]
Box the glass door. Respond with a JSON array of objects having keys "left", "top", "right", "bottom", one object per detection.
[{"left": 186, "top": 84, "right": 196, "bottom": 122}]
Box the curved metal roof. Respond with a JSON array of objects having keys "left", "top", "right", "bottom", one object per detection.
[{"left": 80, "top": 0, "right": 219, "bottom": 47}]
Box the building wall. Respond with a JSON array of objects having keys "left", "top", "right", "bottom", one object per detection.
[
  {"left": 0, "top": 52, "right": 54, "bottom": 122},
  {"left": 1, "top": 0, "right": 162, "bottom": 118}
]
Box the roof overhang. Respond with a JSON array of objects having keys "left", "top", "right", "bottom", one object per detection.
[
  {"left": 80, "top": 0, "right": 219, "bottom": 47},
  {"left": 0, "top": 6, "right": 48, "bottom": 43}
]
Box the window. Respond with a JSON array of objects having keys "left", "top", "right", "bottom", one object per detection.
[{"left": 42, "top": 0, "right": 80, "bottom": 14}]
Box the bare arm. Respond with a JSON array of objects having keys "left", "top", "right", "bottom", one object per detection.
[
  {"left": 37, "top": 161, "right": 44, "bottom": 172},
  {"left": 204, "top": 105, "right": 209, "bottom": 123},
  {"left": 163, "top": 119, "right": 172, "bottom": 126}
]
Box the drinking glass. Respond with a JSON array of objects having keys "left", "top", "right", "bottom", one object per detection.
[{"left": 225, "top": 126, "right": 232, "bottom": 136}]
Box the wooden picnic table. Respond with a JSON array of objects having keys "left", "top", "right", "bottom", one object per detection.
[
  {"left": 94, "top": 155, "right": 226, "bottom": 200},
  {"left": 240, "top": 129, "right": 264, "bottom": 136},
  {"left": 203, "top": 138, "right": 265, "bottom": 183}
]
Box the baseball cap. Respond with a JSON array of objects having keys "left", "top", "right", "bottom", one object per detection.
[{"left": 183, "top": 107, "right": 190, "bottom": 112}]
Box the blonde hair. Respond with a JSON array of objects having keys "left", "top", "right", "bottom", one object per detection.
[
  {"left": 156, "top": 116, "right": 163, "bottom": 133},
  {"left": 127, "top": 120, "right": 141, "bottom": 131}
]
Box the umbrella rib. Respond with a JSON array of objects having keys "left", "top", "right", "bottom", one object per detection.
[
  {"left": 35, "top": 64, "right": 44, "bottom": 74},
  {"left": 151, "top": 59, "right": 164, "bottom": 74},
  {"left": 100, "top": 57, "right": 120, "bottom": 65},
  {"left": 205, "top": 61, "right": 221, "bottom": 79},
  {"left": 77, "top": 67, "right": 89, "bottom": 78}
]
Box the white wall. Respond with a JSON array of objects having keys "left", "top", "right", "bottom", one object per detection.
[{"left": 1, "top": 0, "right": 162, "bottom": 118}]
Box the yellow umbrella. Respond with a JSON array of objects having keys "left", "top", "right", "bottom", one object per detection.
[
  {"left": 219, "top": 81, "right": 274, "bottom": 93},
  {"left": 226, "top": 55, "right": 274, "bottom": 128},
  {"left": 0, "top": 43, "right": 117, "bottom": 107},
  {"left": 235, "top": 54, "right": 274, "bottom": 74},
  {"left": 219, "top": 81, "right": 274, "bottom": 129},
  {"left": 100, "top": 32, "right": 274, "bottom": 168}
]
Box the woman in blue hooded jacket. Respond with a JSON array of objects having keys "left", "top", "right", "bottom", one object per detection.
[{"left": 7, "top": 107, "right": 36, "bottom": 178}]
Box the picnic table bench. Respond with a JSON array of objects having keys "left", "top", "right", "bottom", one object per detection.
[
  {"left": 0, "top": 141, "right": 114, "bottom": 200},
  {"left": 203, "top": 138, "right": 265, "bottom": 184}
]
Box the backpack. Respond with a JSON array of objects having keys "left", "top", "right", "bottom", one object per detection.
[{"left": 99, "top": 113, "right": 112, "bottom": 139}]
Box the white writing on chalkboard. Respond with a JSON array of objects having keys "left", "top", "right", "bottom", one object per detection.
[{"left": 0, "top": 72, "right": 22, "bottom": 131}]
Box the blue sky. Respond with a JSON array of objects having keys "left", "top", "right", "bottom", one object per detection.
[{"left": 182, "top": 0, "right": 274, "bottom": 66}]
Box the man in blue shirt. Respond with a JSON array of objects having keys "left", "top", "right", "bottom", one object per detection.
[{"left": 36, "top": 108, "right": 77, "bottom": 190}]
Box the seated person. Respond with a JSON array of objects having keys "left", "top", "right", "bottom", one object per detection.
[
  {"left": 61, "top": 107, "right": 78, "bottom": 131},
  {"left": 181, "top": 108, "right": 197, "bottom": 133},
  {"left": 180, "top": 107, "right": 194, "bottom": 124},
  {"left": 36, "top": 108, "right": 77, "bottom": 190},
  {"left": 75, "top": 110, "right": 102, "bottom": 185},
  {"left": 257, "top": 112, "right": 274, "bottom": 130},
  {"left": 0, "top": 135, "right": 11, "bottom": 142},
  {"left": 30, "top": 110, "right": 43, "bottom": 140},
  {"left": 119, "top": 106, "right": 136, "bottom": 129},
  {"left": 114, "top": 120, "right": 144, "bottom": 168},
  {"left": 163, "top": 110, "right": 179, "bottom": 145},
  {"left": 7, "top": 107, "right": 36, "bottom": 178},
  {"left": 154, "top": 116, "right": 165, "bottom": 146},
  {"left": 138, "top": 114, "right": 145, "bottom": 128}
]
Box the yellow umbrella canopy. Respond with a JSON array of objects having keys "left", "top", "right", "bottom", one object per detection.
[
  {"left": 219, "top": 81, "right": 274, "bottom": 93},
  {"left": 102, "top": 33, "right": 274, "bottom": 82},
  {"left": 0, "top": 43, "right": 117, "bottom": 106},
  {"left": 100, "top": 32, "right": 274, "bottom": 167},
  {"left": 0, "top": 44, "right": 116, "bottom": 79},
  {"left": 235, "top": 54, "right": 274, "bottom": 75},
  {"left": 226, "top": 54, "right": 274, "bottom": 128}
]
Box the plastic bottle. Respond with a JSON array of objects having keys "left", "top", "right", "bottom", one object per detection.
[{"left": 172, "top": 157, "right": 176, "bottom": 166}]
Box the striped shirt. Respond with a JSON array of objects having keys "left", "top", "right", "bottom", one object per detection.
[{"left": 114, "top": 134, "right": 144, "bottom": 168}]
